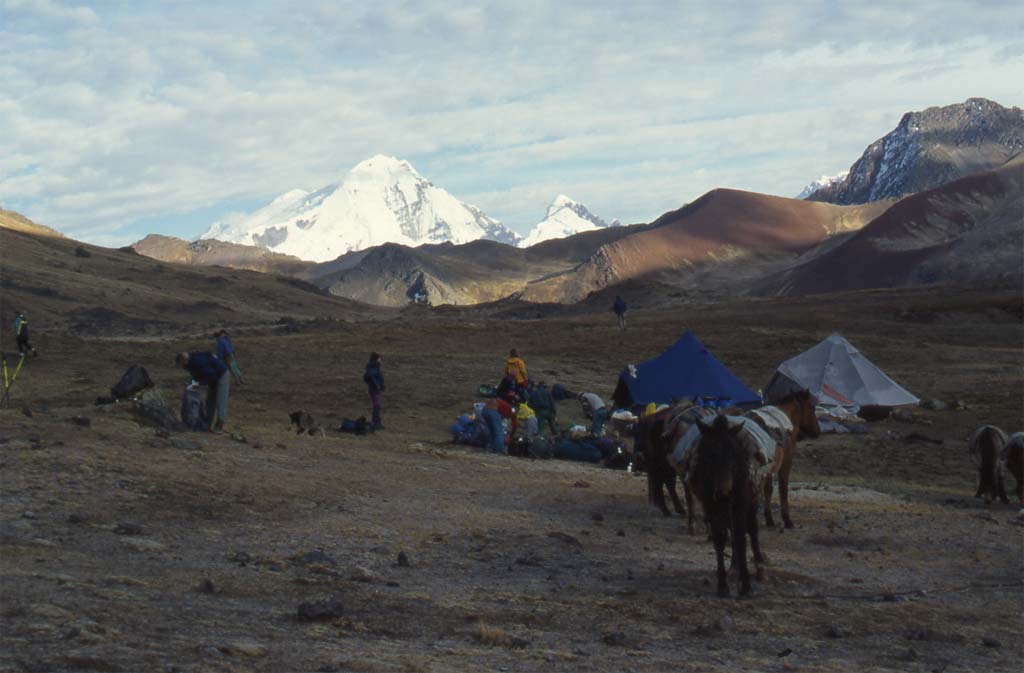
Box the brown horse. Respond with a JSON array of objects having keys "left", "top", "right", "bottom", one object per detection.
[
  {"left": 969, "top": 426, "right": 1009, "bottom": 504},
  {"left": 642, "top": 403, "right": 718, "bottom": 534},
  {"left": 756, "top": 390, "right": 820, "bottom": 529},
  {"left": 636, "top": 408, "right": 688, "bottom": 520},
  {"left": 687, "top": 415, "right": 765, "bottom": 597}
]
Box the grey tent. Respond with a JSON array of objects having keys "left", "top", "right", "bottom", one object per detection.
[{"left": 764, "top": 333, "right": 918, "bottom": 408}]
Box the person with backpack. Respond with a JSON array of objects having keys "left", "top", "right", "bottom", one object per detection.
[
  {"left": 14, "top": 313, "right": 37, "bottom": 357},
  {"left": 613, "top": 295, "right": 627, "bottom": 330},
  {"left": 215, "top": 329, "right": 243, "bottom": 384},
  {"left": 529, "top": 381, "right": 557, "bottom": 437},
  {"left": 363, "top": 352, "right": 385, "bottom": 430},
  {"left": 176, "top": 351, "right": 230, "bottom": 432}
]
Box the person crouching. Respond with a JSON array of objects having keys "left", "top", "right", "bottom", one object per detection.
[{"left": 176, "top": 351, "right": 230, "bottom": 432}]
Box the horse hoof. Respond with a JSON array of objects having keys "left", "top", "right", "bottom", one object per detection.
[
  {"left": 784, "top": 520, "right": 795, "bottom": 530},
  {"left": 755, "top": 566, "right": 765, "bottom": 581},
  {"left": 687, "top": 526, "right": 695, "bottom": 536},
  {"left": 717, "top": 587, "right": 730, "bottom": 598},
  {"left": 739, "top": 584, "right": 752, "bottom": 598}
]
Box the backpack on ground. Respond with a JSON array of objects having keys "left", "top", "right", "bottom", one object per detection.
[
  {"left": 111, "top": 365, "right": 154, "bottom": 399},
  {"left": 180, "top": 386, "right": 208, "bottom": 431},
  {"left": 339, "top": 417, "right": 373, "bottom": 435}
]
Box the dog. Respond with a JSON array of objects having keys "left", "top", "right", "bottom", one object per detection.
[{"left": 289, "top": 410, "right": 325, "bottom": 437}]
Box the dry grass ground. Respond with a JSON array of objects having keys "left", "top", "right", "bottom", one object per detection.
[{"left": 1, "top": 286, "right": 1022, "bottom": 672}]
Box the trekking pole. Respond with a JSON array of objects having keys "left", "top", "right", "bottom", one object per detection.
[
  {"left": 1, "top": 354, "right": 23, "bottom": 407},
  {"left": 1, "top": 355, "right": 8, "bottom": 407}
]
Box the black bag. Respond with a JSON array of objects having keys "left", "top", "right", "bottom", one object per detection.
[
  {"left": 111, "top": 365, "right": 154, "bottom": 399},
  {"left": 528, "top": 436, "right": 553, "bottom": 459},
  {"left": 339, "top": 417, "right": 373, "bottom": 435},
  {"left": 508, "top": 435, "right": 531, "bottom": 458}
]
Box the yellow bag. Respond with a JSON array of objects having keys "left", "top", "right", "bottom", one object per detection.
[{"left": 644, "top": 402, "right": 657, "bottom": 417}]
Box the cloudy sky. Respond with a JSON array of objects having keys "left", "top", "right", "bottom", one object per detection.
[{"left": 2, "top": 0, "right": 1022, "bottom": 246}]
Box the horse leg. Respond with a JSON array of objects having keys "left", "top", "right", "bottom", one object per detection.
[
  {"left": 732, "top": 497, "right": 751, "bottom": 597},
  {"left": 648, "top": 471, "right": 671, "bottom": 516},
  {"left": 780, "top": 448, "right": 795, "bottom": 529},
  {"left": 997, "top": 472, "right": 1009, "bottom": 504},
  {"left": 711, "top": 506, "right": 730, "bottom": 597},
  {"left": 667, "top": 476, "right": 685, "bottom": 516},
  {"left": 763, "top": 473, "right": 776, "bottom": 528},
  {"left": 747, "top": 501, "right": 765, "bottom": 580},
  {"left": 683, "top": 481, "right": 696, "bottom": 535}
]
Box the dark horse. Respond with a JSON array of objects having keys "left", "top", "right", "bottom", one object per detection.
[
  {"left": 688, "top": 415, "right": 765, "bottom": 597},
  {"left": 760, "top": 390, "right": 820, "bottom": 529},
  {"left": 636, "top": 407, "right": 688, "bottom": 520},
  {"left": 969, "top": 425, "right": 1009, "bottom": 505}
]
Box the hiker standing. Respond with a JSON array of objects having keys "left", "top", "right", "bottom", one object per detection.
[
  {"left": 215, "top": 329, "right": 243, "bottom": 384},
  {"left": 578, "top": 392, "right": 609, "bottom": 436},
  {"left": 176, "top": 351, "right": 230, "bottom": 432},
  {"left": 363, "top": 352, "right": 385, "bottom": 430},
  {"left": 504, "top": 349, "right": 529, "bottom": 400},
  {"left": 530, "top": 381, "right": 557, "bottom": 436},
  {"left": 483, "top": 397, "right": 516, "bottom": 454},
  {"left": 14, "top": 313, "right": 37, "bottom": 357},
  {"left": 613, "top": 295, "right": 627, "bottom": 330}
]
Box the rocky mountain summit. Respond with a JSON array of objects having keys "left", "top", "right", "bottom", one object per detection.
[{"left": 806, "top": 98, "right": 1024, "bottom": 204}]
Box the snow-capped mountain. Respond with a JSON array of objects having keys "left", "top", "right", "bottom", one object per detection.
[
  {"left": 202, "top": 155, "right": 520, "bottom": 262},
  {"left": 796, "top": 172, "right": 848, "bottom": 200},
  {"left": 805, "top": 98, "right": 1024, "bottom": 204},
  {"left": 519, "top": 195, "right": 616, "bottom": 248}
]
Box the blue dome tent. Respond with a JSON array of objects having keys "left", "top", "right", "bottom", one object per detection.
[{"left": 612, "top": 331, "right": 761, "bottom": 409}]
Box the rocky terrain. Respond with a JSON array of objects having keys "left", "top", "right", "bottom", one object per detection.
[{"left": 806, "top": 98, "right": 1024, "bottom": 204}]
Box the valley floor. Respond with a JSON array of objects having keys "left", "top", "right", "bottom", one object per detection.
[{"left": 1, "top": 287, "right": 1022, "bottom": 672}]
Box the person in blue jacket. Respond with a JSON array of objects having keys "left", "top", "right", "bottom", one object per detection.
[
  {"left": 363, "top": 352, "right": 385, "bottom": 430},
  {"left": 176, "top": 351, "right": 230, "bottom": 432},
  {"left": 214, "top": 329, "right": 243, "bottom": 384}
]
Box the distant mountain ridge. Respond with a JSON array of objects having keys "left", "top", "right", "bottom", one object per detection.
[
  {"left": 806, "top": 98, "right": 1024, "bottom": 204},
  {"left": 202, "top": 155, "right": 520, "bottom": 262}
]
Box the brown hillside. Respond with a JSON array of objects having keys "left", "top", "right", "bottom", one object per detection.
[
  {"left": 0, "top": 215, "right": 376, "bottom": 337},
  {"left": 524, "top": 190, "right": 889, "bottom": 302},
  {"left": 761, "top": 153, "right": 1024, "bottom": 296},
  {"left": 0, "top": 208, "right": 64, "bottom": 238}
]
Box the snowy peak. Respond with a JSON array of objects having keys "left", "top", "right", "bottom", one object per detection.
[
  {"left": 796, "top": 172, "right": 848, "bottom": 200},
  {"left": 805, "top": 98, "right": 1024, "bottom": 205},
  {"left": 520, "top": 196, "right": 615, "bottom": 248},
  {"left": 202, "top": 156, "right": 519, "bottom": 262}
]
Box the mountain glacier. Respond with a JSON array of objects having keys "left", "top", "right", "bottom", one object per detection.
[
  {"left": 202, "top": 155, "right": 519, "bottom": 262},
  {"left": 519, "top": 195, "right": 615, "bottom": 248},
  {"left": 796, "top": 172, "right": 848, "bottom": 200}
]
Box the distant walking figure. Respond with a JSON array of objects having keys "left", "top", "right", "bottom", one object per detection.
[
  {"left": 364, "top": 352, "right": 385, "bottom": 430},
  {"left": 176, "top": 351, "right": 230, "bottom": 432},
  {"left": 613, "top": 296, "right": 627, "bottom": 330},
  {"left": 14, "top": 313, "right": 37, "bottom": 356}
]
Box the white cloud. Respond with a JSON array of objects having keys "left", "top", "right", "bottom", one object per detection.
[{"left": 0, "top": 1, "right": 1022, "bottom": 244}]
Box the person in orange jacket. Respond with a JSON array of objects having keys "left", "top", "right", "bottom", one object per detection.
[{"left": 504, "top": 349, "right": 529, "bottom": 400}]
